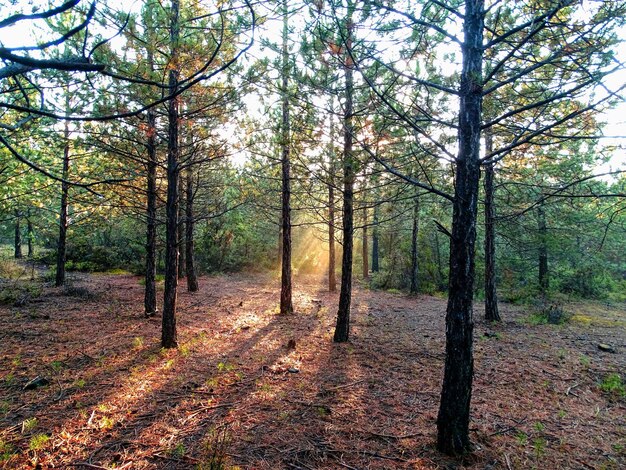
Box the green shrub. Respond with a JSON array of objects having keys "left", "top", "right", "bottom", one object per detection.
[{"left": 599, "top": 373, "right": 625, "bottom": 399}]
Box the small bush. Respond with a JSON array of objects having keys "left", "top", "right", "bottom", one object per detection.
[
  {"left": 63, "top": 284, "right": 96, "bottom": 299},
  {"left": 527, "top": 303, "right": 571, "bottom": 325},
  {"left": 0, "top": 281, "right": 42, "bottom": 306},
  {"left": 0, "top": 259, "right": 25, "bottom": 279}
]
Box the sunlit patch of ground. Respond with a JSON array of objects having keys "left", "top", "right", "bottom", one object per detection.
[{"left": 0, "top": 271, "right": 624, "bottom": 469}]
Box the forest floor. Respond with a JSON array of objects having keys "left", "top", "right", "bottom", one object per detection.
[{"left": 0, "top": 270, "right": 625, "bottom": 469}]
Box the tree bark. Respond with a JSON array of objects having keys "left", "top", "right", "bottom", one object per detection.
[
  {"left": 26, "top": 215, "right": 33, "bottom": 258},
  {"left": 538, "top": 197, "right": 549, "bottom": 294},
  {"left": 328, "top": 96, "right": 337, "bottom": 292},
  {"left": 437, "top": 0, "right": 483, "bottom": 456},
  {"left": 328, "top": 181, "right": 336, "bottom": 292},
  {"left": 14, "top": 210, "right": 22, "bottom": 259},
  {"left": 483, "top": 147, "right": 501, "bottom": 321},
  {"left": 177, "top": 173, "right": 186, "bottom": 279},
  {"left": 372, "top": 205, "right": 379, "bottom": 273},
  {"left": 144, "top": 70, "right": 158, "bottom": 317},
  {"left": 334, "top": 7, "right": 355, "bottom": 343},
  {"left": 409, "top": 195, "right": 420, "bottom": 294},
  {"left": 55, "top": 118, "right": 70, "bottom": 287},
  {"left": 362, "top": 206, "right": 368, "bottom": 279},
  {"left": 280, "top": 0, "right": 293, "bottom": 315},
  {"left": 186, "top": 166, "right": 199, "bottom": 292},
  {"left": 162, "top": 0, "right": 180, "bottom": 349}
]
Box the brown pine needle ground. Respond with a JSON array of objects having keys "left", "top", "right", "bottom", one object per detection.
[{"left": 0, "top": 272, "right": 624, "bottom": 469}]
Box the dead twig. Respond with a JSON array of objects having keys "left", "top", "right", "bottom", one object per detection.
[
  {"left": 359, "top": 450, "right": 409, "bottom": 462},
  {"left": 324, "top": 379, "right": 367, "bottom": 391},
  {"left": 69, "top": 463, "right": 108, "bottom": 469}
]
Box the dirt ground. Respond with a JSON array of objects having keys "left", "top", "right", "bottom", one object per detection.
[{"left": 0, "top": 271, "right": 625, "bottom": 469}]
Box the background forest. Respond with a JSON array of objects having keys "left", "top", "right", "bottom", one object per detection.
[
  {"left": 1, "top": 0, "right": 625, "bottom": 303},
  {"left": 1, "top": 0, "right": 626, "bottom": 467}
]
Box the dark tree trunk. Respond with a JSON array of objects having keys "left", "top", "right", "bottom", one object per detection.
[
  {"left": 328, "top": 95, "right": 337, "bottom": 292},
  {"left": 277, "top": 222, "right": 282, "bottom": 267},
  {"left": 334, "top": 9, "right": 355, "bottom": 343},
  {"left": 409, "top": 195, "right": 420, "bottom": 294},
  {"left": 437, "top": 0, "right": 484, "bottom": 456},
  {"left": 14, "top": 210, "right": 22, "bottom": 259},
  {"left": 538, "top": 198, "right": 549, "bottom": 294},
  {"left": 144, "top": 90, "right": 158, "bottom": 317},
  {"left": 177, "top": 174, "right": 186, "bottom": 279},
  {"left": 483, "top": 147, "right": 501, "bottom": 321},
  {"left": 162, "top": 0, "right": 180, "bottom": 349},
  {"left": 372, "top": 205, "right": 379, "bottom": 272},
  {"left": 328, "top": 183, "right": 336, "bottom": 292},
  {"left": 362, "top": 206, "right": 369, "bottom": 279},
  {"left": 56, "top": 119, "right": 70, "bottom": 287},
  {"left": 26, "top": 215, "right": 33, "bottom": 258},
  {"left": 186, "top": 167, "right": 198, "bottom": 292},
  {"left": 280, "top": 0, "right": 293, "bottom": 315},
  {"left": 434, "top": 232, "right": 446, "bottom": 291}
]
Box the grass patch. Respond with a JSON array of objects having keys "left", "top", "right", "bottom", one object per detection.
[
  {"left": 599, "top": 373, "right": 625, "bottom": 400},
  {"left": 138, "top": 274, "right": 165, "bottom": 286},
  {"left": 28, "top": 434, "right": 49, "bottom": 451},
  {"left": 0, "top": 438, "right": 15, "bottom": 462},
  {"left": 21, "top": 417, "right": 38, "bottom": 433}
]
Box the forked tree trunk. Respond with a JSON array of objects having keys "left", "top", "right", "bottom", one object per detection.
[
  {"left": 409, "top": 195, "right": 420, "bottom": 294},
  {"left": 162, "top": 0, "right": 180, "bottom": 349},
  {"left": 56, "top": 118, "right": 70, "bottom": 287},
  {"left": 483, "top": 150, "right": 501, "bottom": 321},
  {"left": 437, "top": 0, "right": 483, "bottom": 456},
  {"left": 186, "top": 167, "right": 198, "bottom": 292},
  {"left": 14, "top": 210, "right": 22, "bottom": 259},
  {"left": 334, "top": 7, "right": 355, "bottom": 343},
  {"left": 280, "top": 0, "right": 293, "bottom": 314}
]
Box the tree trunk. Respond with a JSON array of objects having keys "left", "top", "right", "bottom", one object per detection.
[
  {"left": 334, "top": 8, "right": 355, "bottom": 343},
  {"left": 409, "top": 195, "right": 420, "bottom": 294},
  {"left": 280, "top": 0, "right": 293, "bottom": 315},
  {"left": 186, "top": 166, "right": 199, "bottom": 292},
  {"left": 483, "top": 146, "right": 501, "bottom": 321},
  {"left": 26, "top": 215, "right": 34, "bottom": 258},
  {"left": 372, "top": 205, "right": 379, "bottom": 272},
  {"left": 538, "top": 197, "right": 549, "bottom": 294},
  {"left": 162, "top": 0, "right": 180, "bottom": 349},
  {"left": 14, "top": 210, "right": 22, "bottom": 259},
  {"left": 56, "top": 119, "right": 70, "bottom": 287},
  {"left": 328, "top": 96, "right": 337, "bottom": 292},
  {"left": 437, "top": 0, "right": 483, "bottom": 456},
  {"left": 362, "top": 206, "right": 369, "bottom": 279},
  {"left": 328, "top": 183, "right": 336, "bottom": 292},
  {"left": 144, "top": 80, "right": 158, "bottom": 317},
  {"left": 177, "top": 174, "right": 186, "bottom": 279}
]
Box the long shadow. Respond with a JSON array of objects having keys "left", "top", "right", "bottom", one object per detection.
[
  {"left": 50, "top": 272, "right": 328, "bottom": 468},
  {"left": 0, "top": 272, "right": 298, "bottom": 467},
  {"left": 240, "top": 276, "right": 454, "bottom": 469}
]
